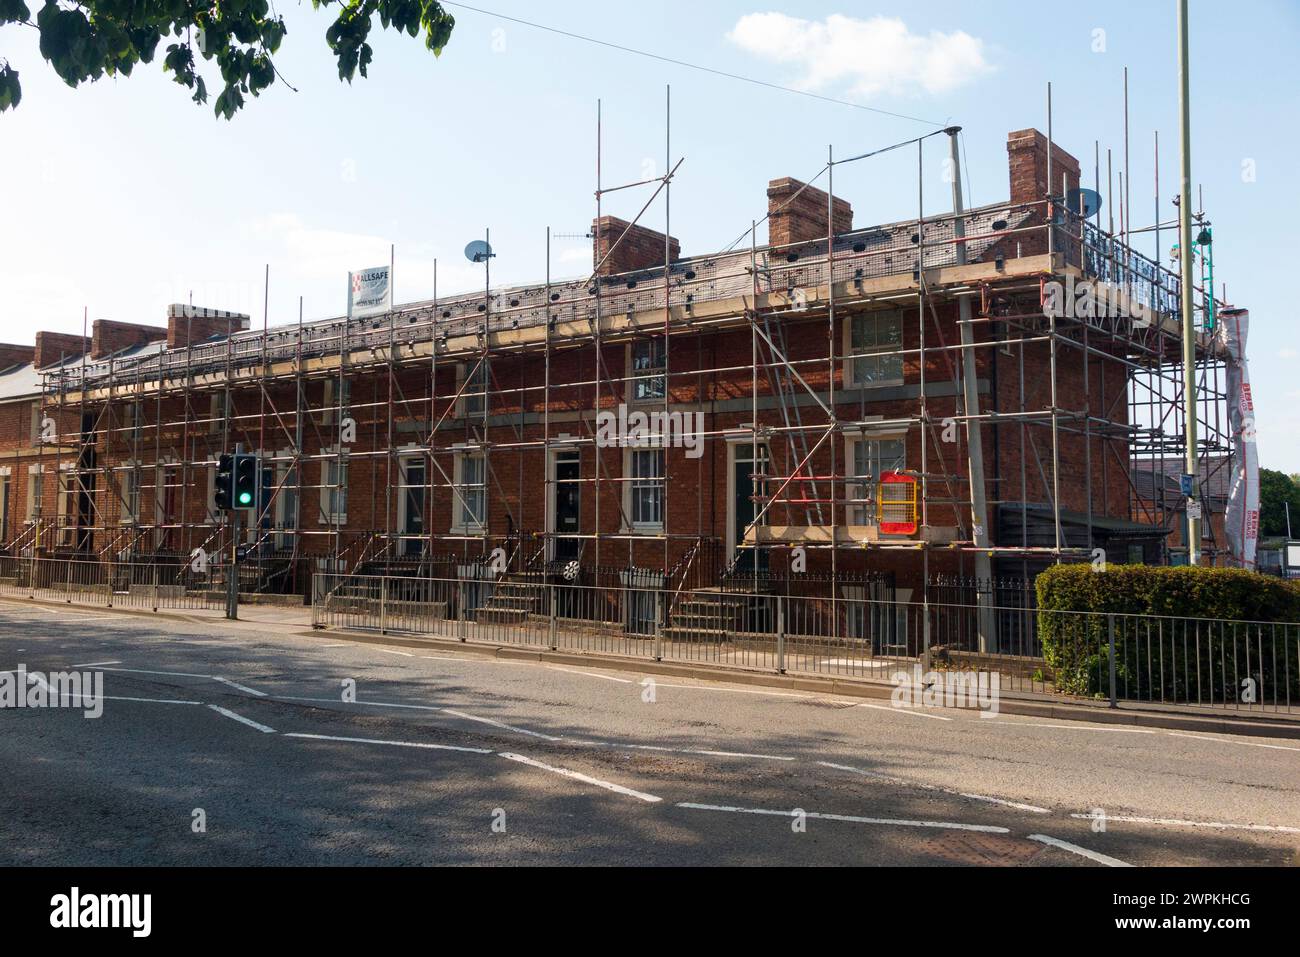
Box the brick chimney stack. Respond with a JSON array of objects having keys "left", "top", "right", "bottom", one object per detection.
[
  {"left": 592, "top": 216, "right": 680, "bottom": 277},
  {"left": 91, "top": 319, "right": 167, "bottom": 359},
  {"left": 166, "top": 305, "right": 251, "bottom": 349},
  {"left": 33, "top": 331, "right": 88, "bottom": 370},
  {"left": 1007, "top": 128, "right": 1081, "bottom": 207},
  {"left": 767, "top": 177, "right": 853, "bottom": 247}
]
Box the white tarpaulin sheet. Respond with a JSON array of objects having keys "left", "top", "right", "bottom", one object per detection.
[
  {"left": 348, "top": 265, "right": 391, "bottom": 318},
  {"left": 1218, "top": 308, "right": 1259, "bottom": 569}
]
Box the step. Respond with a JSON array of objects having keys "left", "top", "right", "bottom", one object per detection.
[{"left": 474, "top": 607, "right": 532, "bottom": 625}]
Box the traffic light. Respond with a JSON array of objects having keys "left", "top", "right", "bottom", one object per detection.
[
  {"left": 234, "top": 454, "right": 258, "bottom": 510},
  {"left": 215, "top": 453, "right": 234, "bottom": 511}
]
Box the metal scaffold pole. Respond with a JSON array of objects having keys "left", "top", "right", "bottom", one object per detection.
[{"left": 1177, "top": 0, "right": 1201, "bottom": 564}]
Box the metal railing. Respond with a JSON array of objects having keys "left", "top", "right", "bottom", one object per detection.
[
  {"left": 0, "top": 556, "right": 230, "bottom": 612},
  {"left": 310, "top": 571, "right": 1299, "bottom": 714}
]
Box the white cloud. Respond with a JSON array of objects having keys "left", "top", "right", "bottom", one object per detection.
[{"left": 727, "top": 12, "right": 992, "bottom": 99}]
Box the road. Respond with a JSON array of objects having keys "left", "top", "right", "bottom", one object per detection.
[{"left": 1, "top": 600, "right": 1297, "bottom": 866}]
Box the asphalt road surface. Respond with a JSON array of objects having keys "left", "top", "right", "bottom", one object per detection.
[{"left": 1, "top": 601, "right": 1298, "bottom": 866}]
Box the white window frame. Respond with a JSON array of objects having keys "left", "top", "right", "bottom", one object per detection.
[
  {"left": 322, "top": 377, "right": 352, "bottom": 428},
  {"left": 627, "top": 338, "right": 666, "bottom": 404},
  {"left": 57, "top": 463, "right": 77, "bottom": 546},
  {"left": 451, "top": 449, "right": 487, "bottom": 534},
  {"left": 274, "top": 448, "right": 300, "bottom": 549},
  {"left": 457, "top": 361, "right": 488, "bottom": 419},
  {"left": 319, "top": 446, "right": 349, "bottom": 525},
  {"left": 117, "top": 460, "right": 141, "bottom": 525},
  {"left": 844, "top": 310, "right": 904, "bottom": 389},
  {"left": 623, "top": 446, "right": 665, "bottom": 533},
  {"left": 25, "top": 463, "right": 42, "bottom": 524},
  {"left": 0, "top": 467, "right": 10, "bottom": 543},
  {"left": 843, "top": 432, "right": 906, "bottom": 526}
]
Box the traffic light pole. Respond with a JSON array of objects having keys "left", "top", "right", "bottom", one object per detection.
[{"left": 226, "top": 442, "right": 242, "bottom": 620}]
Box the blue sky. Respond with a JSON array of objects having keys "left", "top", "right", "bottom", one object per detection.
[{"left": 2, "top": 1, "right": 1298, "bottom": 469}]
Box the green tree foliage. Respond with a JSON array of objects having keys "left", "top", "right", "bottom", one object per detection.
[
  {"left": 0, "top": 0, "right": 454, "bottom": 119},
  {"left": 1260, "top": 468, "right": 1300, "bottom": 537}
]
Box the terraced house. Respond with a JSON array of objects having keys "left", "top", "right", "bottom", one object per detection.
[{"left": 0, "top": 126, "right": 1242, "bottom": 654}]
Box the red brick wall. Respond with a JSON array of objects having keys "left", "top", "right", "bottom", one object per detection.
[
  {"left": 0, "top": 344, "right": 34, "bottom": 369},
  {"left": 167, "top": 307, "right": 250, "bottom": 349}
]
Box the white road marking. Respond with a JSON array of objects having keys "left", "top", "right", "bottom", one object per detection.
[
  {"left": 45, "top": 693, "right": 202, "bottom": 706},
  {"left": 991, "top": 720, "right": 1155, "bottom": 734},
  {"left": 567, "top": 739, "right": 794, "bottom": 761},
  {"left": 214, "top": 677, "right": 266, "bottom": 697},
  {"left": 855, "top": 701, "right": 954, "bottom": 721},
  {"left": 1165, "top": 731, "right": 1300, "bottom": 752},
  {"left": 69, "top": 660, "right": 122, "bottom": 668},
  {"left": 374, "top": 649, "right": 415, "bottom": 658},
  {"left": 678, "top": 802, "right": 1010, "bottom": 832},
  {"left": 99, "top": 666, "right": 267, "bottom": 698},
  {"left": 441, "top": 708, "right": 564, "bottom": 741},
  {"left": 499, "top": 752, "right": 662, "bottom": 803},
  {"left": 817, "top": 761, "right": 1051, "bottom": 814},
  {"left": 285, "top": 732, "right": 492, "bottom": 754},
  {"left": 653, "top": 683, "right": 813, "bottom": 700},
  {"left": 1028, "top": 834, "right": 1132, "bottom": 867},
  {"left": 1068, "top": 813, "right": 1300, "bottom": 834},
  {"left": 548, "top": 666, "right": 633, "bottom": 684},
  {"left": 276, "top": 694, "right": 444, "bottom": 712},
  {"left": 206, "top": 704, "right": 276, "bottom": 734}
]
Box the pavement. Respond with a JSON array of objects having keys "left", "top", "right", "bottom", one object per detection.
[{"left": 1, "top": 600, "right": 1298, "bottom": 866}]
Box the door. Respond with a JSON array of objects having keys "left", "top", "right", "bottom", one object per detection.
[
  {"left": 400, "top": 459, "right": 426, "bottom": 557},
  {"left": 553, "top": 450, "right": 580, "bottom": 562},
  {"left": 730, "top": 443, "right": 769, "bottom": 573}
]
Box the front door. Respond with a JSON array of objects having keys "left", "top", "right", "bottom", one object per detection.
[
  {"left": 401, "top": 459, "right": 426, "bottom": 557},
  {"left": 553, "top": 450, "right": 580, "bottom": 562},
  {"left": 731, "top": 443, "right": 769, "bottom": 573}
]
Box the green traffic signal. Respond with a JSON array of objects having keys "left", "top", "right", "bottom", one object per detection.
[{"left": 238, "top": 492, "right": 253, "bottom": 506}]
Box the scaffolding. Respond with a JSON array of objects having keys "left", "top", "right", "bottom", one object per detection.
[{"left": 27, "top": 103, "right": 1234, "bottom": 604}]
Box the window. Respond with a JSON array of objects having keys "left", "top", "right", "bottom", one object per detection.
[
  {"left": 320, "top": 449, "right": 349, "bottom": 524},
  {"left": 627, "top": 448, "right": 665, "bottom": 530},
  {"left": 630, "top": 338, "right": 666, "bottom": 402},
  {"left": 452, "top": 452, "right": 486, "bottom": 532},
  {"left": 845, "top": 311, "right": 904, "bottom": 387},
  {"left": 322, "top": 378, "right": 352, "bottom": 428},
  {"left": 397, "top": 455, "right": 427, "bottom": 556},
  {"left": 459, "top": 361, "right": 488, "bottom": 418},
  {"left": 208, "top": 392, "right": 229, "bottom": 435},
  {"left": 117, "top": 464, "right": 140, "bottom": 525},
  {"left": 0, "top": 469, "right": 10, "bottom": 542},
  {"left": 846, "top": 436, "right": 905, "bottom": 525},
  {"left": 125, "top": 401, "right": 143, "bottom": 443},
  {"left": 25, "top": 464, "right": 42, "bottom": 524},
  {"left": 275, "top": 451, "right": 300, "bottom": 549},
  {"left": 57, "top": 465, "right": 76, "bottom": 546}
]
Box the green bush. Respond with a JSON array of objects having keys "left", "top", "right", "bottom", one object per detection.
[{"left": 1035, "top": 565, "right": 1300, "bottom": 701}]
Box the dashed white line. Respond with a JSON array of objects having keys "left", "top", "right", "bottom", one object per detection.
[
  {"left": 1165, "top": 731, "right": 1300, "bottom": 752},
  {"left": 214, "top": 677, "right": 267, "bottom": 697},
  {"left": 1027, "top": 834, "right": 1132, "bottom": 867},
  {"left": 1068, "top": 813, "right": 1300, "bottom": 834},
  {"left": 69, "top": 660, "right": 122, "bottom": 668},
  {"left": 206, "top": 704, "right": 276, "bottom": 734},
  {"left": 548, "top": 666, "right": 633, "bottom": 684},
  {"left": 678, "top": 802, "right": 1010, "bottom": 832},
  {"left": 816, "top": 761, "right": 1051, "bottom": 814},
  {"left": 374, "top": 649, "right": 415, "bottom": 658},
  {"left": 652, "top": 683, "right": 813, "bottom": 700},
  {"left": 855, "top": 701, "right": 954, "bottom": 722},
  {"left": 441, "top": 708, "right": 564, "bottom": 741},
  {"left": 285, "top": 732, "right": 492, "bottom": 754},
  {"left": 991, "top": 721, "right": 1155, "bottom": 734},
  {"left": 499, "top": 752, "right": 662, "bottom": 803}
]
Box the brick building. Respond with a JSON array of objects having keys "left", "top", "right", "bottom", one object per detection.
[{"left": 0, "top": 126, "right": 1233, "bottom": 614}]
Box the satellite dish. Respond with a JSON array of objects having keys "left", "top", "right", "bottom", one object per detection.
[
  {"left": 464, "top": 240, "right": 494, "bottom": 263},
  {"left": 1065, "top": 187, "right": 1103, "bottom": 218}
]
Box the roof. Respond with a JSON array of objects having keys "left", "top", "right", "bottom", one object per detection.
[
  {"left": 1131, "top": 455, "right": 1233, "bottom": 506},
  {"left": 43, "top": 199, "right": 1036, "bottom": 395}
]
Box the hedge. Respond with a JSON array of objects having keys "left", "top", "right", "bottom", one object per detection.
[{"left": 1035, "top": 565, "right": 1300, "bottom": 701}]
